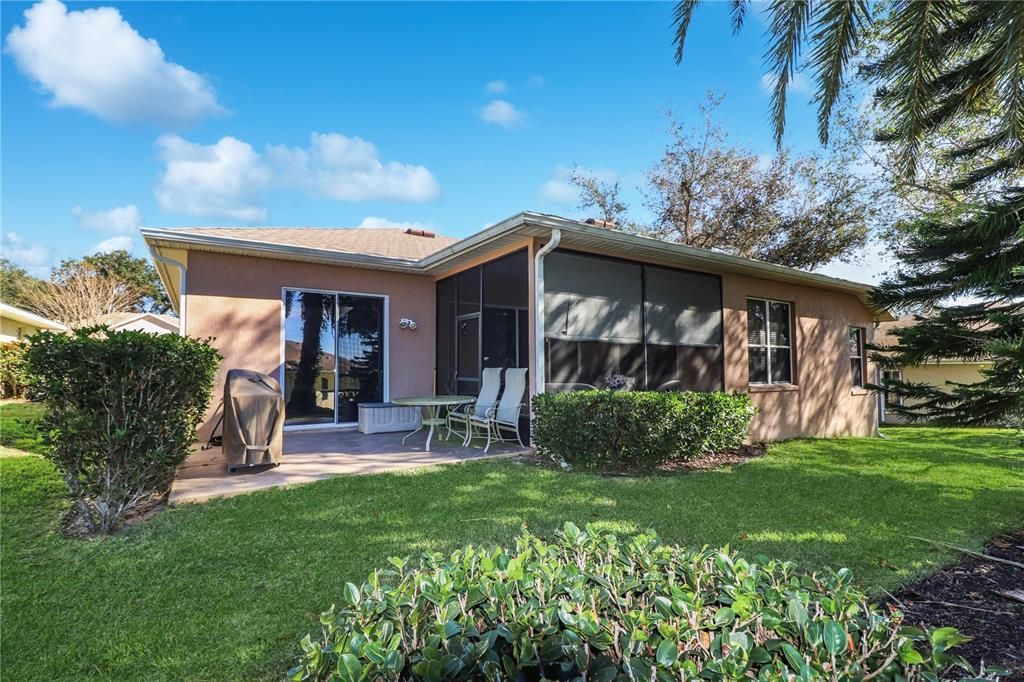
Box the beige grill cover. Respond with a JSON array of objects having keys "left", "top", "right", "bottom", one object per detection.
[{"left": 223, "top": 369, "right": 284, "bottom": 470}]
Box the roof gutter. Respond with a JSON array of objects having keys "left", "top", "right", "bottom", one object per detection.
[
  {"left": 148, "top": 245, "right": 187, "bottom": 336},
  {"left": 533, "top": 228, "right": 561, "bottom": 395}
]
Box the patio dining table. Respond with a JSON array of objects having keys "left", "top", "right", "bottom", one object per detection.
[{"left": 393, "top": 395, "right": 475, "bottom": 452}]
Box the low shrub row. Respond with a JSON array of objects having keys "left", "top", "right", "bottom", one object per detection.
[
  {"left": 531, "top": 390, "right": 756, "bottom": 470},
  {"left": 290, "top": 524, "right": 979, "bottom": 681}
]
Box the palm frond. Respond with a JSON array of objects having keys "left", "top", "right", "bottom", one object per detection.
[
  {"left": 809, "top": 0, "right": 870, "bottom": 145},
  {"left": 992, "top": 2, "right": 1024, "bottom": 146},
  {"left": 872, "top": 0, "right": 958, "bottom": 176},
  {"left": 673, "top": 0, "right": 702, "bottom": 64},
  {"left": 730, "top": 0, "right": 749, "bottom": 34},
  {"left": 764, "top": 0, "right": 811, "bottom": 147}
]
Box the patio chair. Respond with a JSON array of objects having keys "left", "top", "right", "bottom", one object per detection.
[
  {"left": 468, "top": 367, "right": 528, "bottom": 452},
  {"left": 446, "top": 367, "right": 501, "bottom": 445}
]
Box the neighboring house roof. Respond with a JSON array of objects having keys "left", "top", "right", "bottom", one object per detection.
[
  {"left": 876, "top": 316, "right": 993, "bottom": 365},
  {"left": 143, "top": 212, "right": 893, "bottom": 320},
  {"left": 0, "top": 301, "right": 67, "bottom": 333},
  {"left": 89, "top": 312, "right": 179, "bottom": 333}
]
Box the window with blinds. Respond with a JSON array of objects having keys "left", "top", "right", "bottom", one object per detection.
[{"left": 747, "top": 298, "right": 793, "bottom": 384}]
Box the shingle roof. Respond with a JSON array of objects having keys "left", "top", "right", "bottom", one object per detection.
[
  {"left": 92, "top": 312, "right": 179, "bottom": 330},
  {"left": 166, "top": 227, "right": 457, "bottom": 261}
]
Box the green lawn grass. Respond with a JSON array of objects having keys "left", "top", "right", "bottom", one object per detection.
[
  {"left": 1, "top": 426, "right": 1021, "bottom": 680},
  {"left": 0, "top": 400, "right": 45, "bottom": 454}
]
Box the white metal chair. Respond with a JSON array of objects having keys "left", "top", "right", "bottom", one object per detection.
[
  {"left": 468, "top": 367, "right": 528, "bottom": 452},
  {"left": 446, "top": 367, "right": 501, "bottom": 445}
]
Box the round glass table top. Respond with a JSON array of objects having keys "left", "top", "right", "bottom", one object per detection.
[{"left": 392, "top": 395, "right": 475, "bottom": 406}]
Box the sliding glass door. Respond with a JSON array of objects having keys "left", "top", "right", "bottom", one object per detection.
[{"left": 283, "top": 289, "right": 384, "bottom": 426}]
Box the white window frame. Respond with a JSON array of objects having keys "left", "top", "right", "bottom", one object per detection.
[
  {"left": 881, "top": 369, "right": 903, "bottom": 407},
  {"left": 849, "top": 326, "right": 866, "bottom": 388},
  {"left": 280, "top": 286, "right": 390, "bottom": 430},
  {"left": 747, "top": 298, "right": 793, "bottom": 385}
]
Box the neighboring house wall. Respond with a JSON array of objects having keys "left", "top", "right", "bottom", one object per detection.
[
  {"left": 0, "top": 317, "right": 39, "bottom": 342},
  {"left": 185, "top": 251, "right": 437, "bottom": 438},
  {"left": 881, "top": 362, "right": 991, "bottom": 424}
]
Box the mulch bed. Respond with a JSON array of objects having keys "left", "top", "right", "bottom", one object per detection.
[{"left": 886, "top": 530, "right": 1024, "bottom": 679}]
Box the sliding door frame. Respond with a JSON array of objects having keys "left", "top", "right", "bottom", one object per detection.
[{"left": 280, "top": 286, "right": 389, "bottom": 430}]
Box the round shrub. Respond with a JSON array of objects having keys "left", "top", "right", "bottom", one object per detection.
[
  {"left": 24, "top": 326, "right": 220, "bottom": 534},
  {"left": 531, "top": 390, "right": 756, "bottom": 470},
  {"left": 290, "top": 524, "right": 977, "bottom": 682}
]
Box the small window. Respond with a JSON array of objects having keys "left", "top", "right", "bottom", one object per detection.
[
  {"left": 849, "top": 327, "right": 866, "bottom": 387},
  {"left": 747, "top": 299, "right": 792, "bottom": 384},
  {"left": 882, "top": 369, "right": 903, "bottom": 407}
]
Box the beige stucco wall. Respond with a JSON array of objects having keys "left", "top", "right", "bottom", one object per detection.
[
  {"left": 0, "top": 317, "right": 50, "bottom": 342},
  {"left": 185, "top": 251, "right": 437, "bottom": 438},
  {"left": 183, "top": 246, "right": 880, "bottom": 442},
  {"left": 882, "top": 362, "right": 991, "bottom": 424},
  {"left": 720, "top": 272, "right": 878, "bottom": 441}
]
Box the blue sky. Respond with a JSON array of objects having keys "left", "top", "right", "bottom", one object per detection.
[{"left": 3, "top": 1, "right": 875, "bottom": 281}]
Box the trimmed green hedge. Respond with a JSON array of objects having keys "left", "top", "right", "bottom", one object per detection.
[
  {"left": 24, "top": 326, "right": 220, "bottom": 534},
  {"left": 289, "top": 524, "right": 980, "bottom": 682},
  {"left": 532, "top": 390, "right": 756, "bottom": 470}
]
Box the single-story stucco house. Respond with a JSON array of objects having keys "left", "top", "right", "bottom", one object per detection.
[
  {"left": 141, "top": 212, "right": 892, "bottom": 443},
  {"left": 0, "top": 301, "right": 66, "bottom": 343}
]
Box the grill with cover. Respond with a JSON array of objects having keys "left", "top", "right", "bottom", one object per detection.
[{"left": 222, "top": 368, "right": 284, "bottom": 471}]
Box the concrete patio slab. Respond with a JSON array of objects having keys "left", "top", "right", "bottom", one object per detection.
[{"left": 169, "top": 427, "right": 530, "bottom": 504}]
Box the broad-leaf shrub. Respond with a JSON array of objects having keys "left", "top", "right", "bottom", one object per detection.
[
  {"left": 532, "top": 390, "right": 755, "bottom": 470},
  {"left": 25, "top": 327, "right": 220, "bottom": 533},
  {"left": 290, "top": 524, "right": 978, "bottom": 681},
  {"left": 0, "top": 341, "right": 29, "bottom": 398}
]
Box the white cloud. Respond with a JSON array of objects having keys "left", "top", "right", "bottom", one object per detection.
[
  {"left": 759, "top": 71, "right": 811, "bottom": 94},
  {"left": 540, "top": 165, "right": 618, "bottom": 205},
  {"left": 154, "top": 132, "right": 440, "bottom": 221},
  {"left": 541, "top": 178, "right": 578, "bottom": 205},
  {"left": 71, "top": 204, "right": 142, "bottom": 234},
  {"left": 1, "top": 232, "right": 51, "bottom": 268},
  {"left": 269, "top": 132, "right": 440, "bottom": 202},
  {"left": 88, "top": 235, "right": 134, "bottom": 254},
  {"left": 484, "top": 80, "right": 508, "bottom": 94},
  {"left": 357, "top": 216, "right": 429, "bottom": 230},
  {"left": 480, "top": 99, "right": 525, "bottom": 128},
  {"left": 155, "top": 135, "right": 272, "bottom": 221},
  {"left": 4, "top": 0, "right": 225, "bottom": 126},
  {"left": 527, "top": 74, "right": 546, "bottom": 88}
]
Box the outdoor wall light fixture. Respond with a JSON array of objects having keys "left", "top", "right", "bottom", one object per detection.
[{"left": 399, "top": 318, "right": 418, "bottom": 330}]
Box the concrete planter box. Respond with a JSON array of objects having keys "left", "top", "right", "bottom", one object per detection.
[{"left": 357, "top": 402, "right": 422, "bottom": 434}]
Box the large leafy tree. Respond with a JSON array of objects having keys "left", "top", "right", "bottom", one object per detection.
[
  {"left": 53, "top": 250, "right": 171, "bottom": 314},
  {"left": 571, "top": 94, "right": 873, "bottom": 270},
  {"left": 0, "top": 259, "right": 44, "bottom": 310},
  {"left": 673, "top": 0, "right": 1024, "bottom": 425}
]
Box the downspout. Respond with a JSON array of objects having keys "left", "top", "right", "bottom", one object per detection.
[
  {"left": 533, "top": 228, "right": 561, "bottom": 395},
  {"left": 872, "top": 321, "right": 888, "bottom": 439},
  {"left": 149, "top": 246, "right": 187, "bottom": 337}
]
